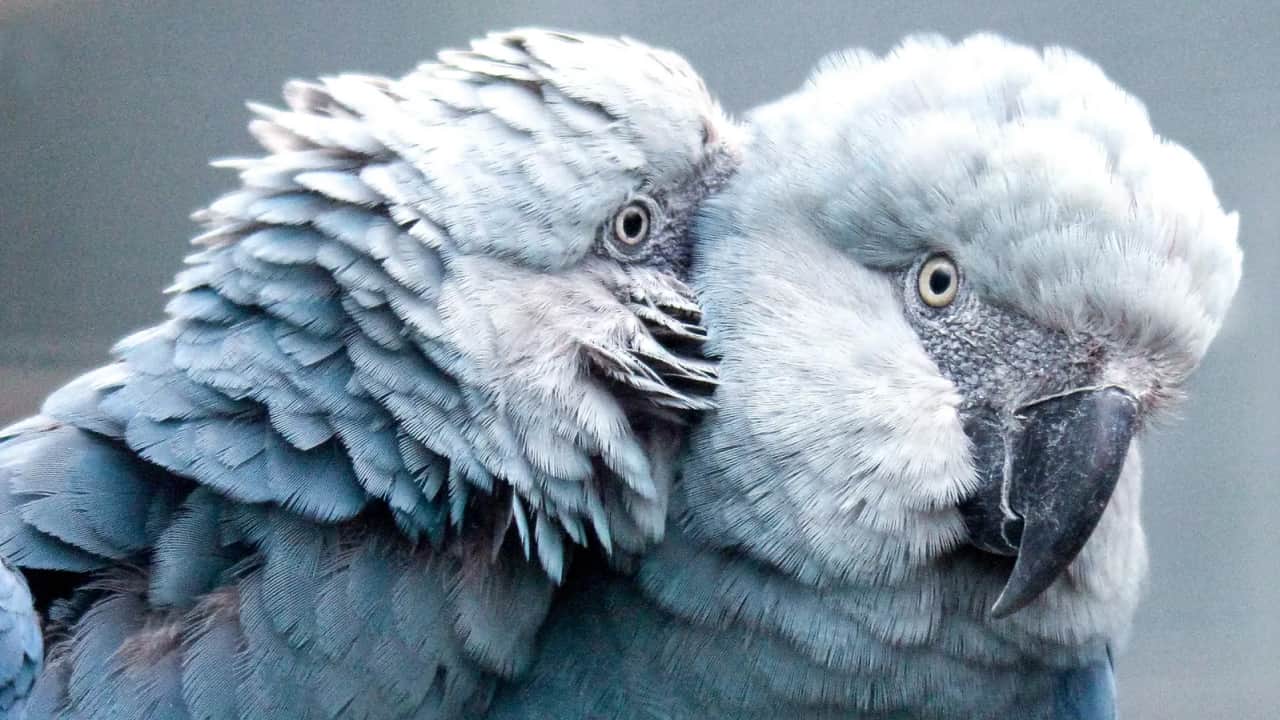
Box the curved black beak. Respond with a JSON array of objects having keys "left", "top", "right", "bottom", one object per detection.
[{"left": 961, "top": 386, "right": 1139, "bottom": 618}]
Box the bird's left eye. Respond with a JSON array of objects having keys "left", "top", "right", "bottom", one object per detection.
[{"left": 918, "top": 255, "right": 959, "bottom": 307}]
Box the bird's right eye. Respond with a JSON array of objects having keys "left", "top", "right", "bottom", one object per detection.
[
  {"left": 918, "top": 254, "right": 959, "bottom": 308},
  {"left": 612, "top": 201, "right": 651, "bottom": 248}
]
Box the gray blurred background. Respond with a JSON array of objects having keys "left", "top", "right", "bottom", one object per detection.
[{"left": 1, "top": 1, "right": 1275, "bottom": 716}]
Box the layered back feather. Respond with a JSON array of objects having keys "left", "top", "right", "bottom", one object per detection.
[{"left": 0, "top": 29, "right": 735, "bottom": 719}]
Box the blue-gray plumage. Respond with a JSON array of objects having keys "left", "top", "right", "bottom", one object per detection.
[
  {"left": 0, "top": 30, "right": 1242, "bottom": 720},
  {"left": 0, "top": 29, "right": 740, "bottom": 719}
]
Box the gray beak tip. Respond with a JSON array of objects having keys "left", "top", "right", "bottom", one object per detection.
[
  {"left": 989, "top": 596, "right": 1016, "bottom": 619},
  {"left": 989, "top": 584, "right": 1036, "bottom": 619}
]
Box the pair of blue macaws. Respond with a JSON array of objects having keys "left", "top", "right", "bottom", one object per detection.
[{"left": 0, "top": 29, "right": 1241, "bottom": 719}]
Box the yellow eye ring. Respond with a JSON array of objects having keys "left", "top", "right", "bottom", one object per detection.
[{"left": 918, "top": 255, "right": 959, "bottom": 308}]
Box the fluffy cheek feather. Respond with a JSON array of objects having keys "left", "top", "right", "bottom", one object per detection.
[
  {"left": 436, "top": 254, "right": 667, "bottom": 553},
  {"left": 440, "top": 255, "right": 647, "bottom": 467},
  {"left": 713, "top": 231, "right": 977, "bottom": 580}
]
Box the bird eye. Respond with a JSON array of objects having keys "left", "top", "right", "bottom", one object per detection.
[
  {"left": 918, "top": 255, "right": 959, "bottom": 308},
  {"left": 612, "top": 201, "right": 651, "bottom": 248}
]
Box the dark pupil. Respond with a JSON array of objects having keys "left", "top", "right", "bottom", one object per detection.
[
  {"left": 622, "top": 210, "right": 644, "bottom": 238},
  {"left": 929, "top": 267, "right": 952, "bottom": 295}
]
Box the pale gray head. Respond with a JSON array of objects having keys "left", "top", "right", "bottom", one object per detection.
[{"left": 688, "top": 34, "right": 1240, "bottom": 640}]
